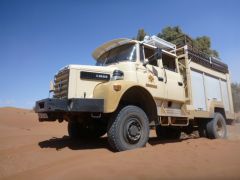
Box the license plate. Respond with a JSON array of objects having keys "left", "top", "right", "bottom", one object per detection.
[{"left": 38, "top": 113, "right": 48, "bottom": 119}]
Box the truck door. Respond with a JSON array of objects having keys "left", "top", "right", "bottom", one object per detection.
[
  {"left": 136, "top": 45, "right": 166, "bottom": 99},
  {"left": 162, "top": 53, "right": 185, "bottom": 102}
]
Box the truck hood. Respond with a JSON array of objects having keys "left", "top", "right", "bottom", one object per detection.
[{"left": 58, "top": 64, "right": 117, "bottom": 74}]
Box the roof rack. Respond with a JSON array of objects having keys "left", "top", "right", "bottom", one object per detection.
[
  {"left": 173, "top": 35, "right": 229, "bottom": 74},
  {"left": 174, "top": 34, "right": 194, "bottom": 48},
  {"left": 187, "top": 48, "right": 228, "bottom": 73},
  {"left": 143, "top": 35, "right": 176, "bottom": 54}
]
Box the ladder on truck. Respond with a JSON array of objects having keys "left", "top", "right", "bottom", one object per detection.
[{"left": 175, "top": 35, "right": 229, "bottom": 102}]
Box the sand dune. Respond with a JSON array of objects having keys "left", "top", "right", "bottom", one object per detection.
[{"left": 0, "top": 107, "right": 240, "bottom": 179}]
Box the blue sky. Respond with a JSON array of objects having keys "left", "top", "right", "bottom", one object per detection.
[{"left": 0, "top": 0, "right": 240, "bottom": 108}]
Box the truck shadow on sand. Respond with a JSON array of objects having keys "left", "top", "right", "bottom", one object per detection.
[
  {"left": 38, "top": 135, "right": 195, "bottom": 151},
  {"left": 38, "top": 136, "right": 111, "bottom": 151}
]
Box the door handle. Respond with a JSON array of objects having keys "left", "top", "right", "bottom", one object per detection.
[
  {"left": 178, "top": 82, "right": 183, "bottom": 86},
  {"left": 158, "top": 77, "right": 164, "bottom": 82}
]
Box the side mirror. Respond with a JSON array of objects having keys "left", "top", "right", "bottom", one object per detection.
[
  {"left": 154, "top": 48, "right": 162, "bottom": 60},
  {"left": 158, "top": 59, "right": 163, "bottom": 69}
]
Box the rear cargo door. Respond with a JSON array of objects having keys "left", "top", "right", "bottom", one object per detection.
[
  {"left": 191, "top": 70, "right": 207, "bottom": 111},
  {"left": 205, "top": 75, "right": 222, "bottom": 101}
]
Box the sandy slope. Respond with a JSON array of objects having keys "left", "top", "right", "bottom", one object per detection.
[{"left": 0, "top": 108, "right": 240, "bottom": 180}]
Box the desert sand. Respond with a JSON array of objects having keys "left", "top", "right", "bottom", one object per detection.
[{"left": 0, "top": 107, "right": 240, "bottom": 180}]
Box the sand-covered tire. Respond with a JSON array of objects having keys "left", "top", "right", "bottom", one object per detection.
[
  {"left": 206, "top": 113, "right": 227, "bottom": 139},
  {"left": 107, "top": 105, "right": 150, "bottom": 152},
  {"left": 156, "top": 126, "right": 181, "bottom": 140},
  {"left": 68, "top": 120, "right": 106, "bottom": 139}
]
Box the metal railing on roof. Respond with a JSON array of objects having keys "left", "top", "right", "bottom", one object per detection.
[{"left": 143, "top": 35, "right": 176, "bottom": 54}]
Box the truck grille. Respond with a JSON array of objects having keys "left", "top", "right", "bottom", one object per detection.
[{"left": 53, "top": 69, "right": 69, "bottom": 99}]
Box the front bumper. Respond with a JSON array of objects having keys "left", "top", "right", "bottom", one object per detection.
[{"left": 35, "top": 98, "right": 104, "bottom": 121}]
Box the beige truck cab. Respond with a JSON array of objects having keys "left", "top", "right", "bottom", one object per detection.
[{"left": 35, "top": 35, "right": 235, "bottom": 151}]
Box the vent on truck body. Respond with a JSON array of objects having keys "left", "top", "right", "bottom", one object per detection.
[{"left": 53, "top": 69, "right": 69, "bottom": 99}]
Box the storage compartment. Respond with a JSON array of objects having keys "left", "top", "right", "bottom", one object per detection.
[
  {"left": 191, "top": 70, "right": 207, "bottom": 111},
  {"left": 190, "top": 69, "right": 230, "bottom": 112}
]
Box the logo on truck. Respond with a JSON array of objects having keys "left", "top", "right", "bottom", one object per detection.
[{"left": 80, "top": 71, "right": 110, "bottom": 81}]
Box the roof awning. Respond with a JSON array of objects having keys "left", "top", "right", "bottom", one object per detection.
[{"left": 92, "top": 38, "right": 135, "bottom": 60}]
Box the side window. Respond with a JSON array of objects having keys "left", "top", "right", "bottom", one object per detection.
[
  {"left": 162, "top": 53, "right": 177, "bottom": 72},
  {"left": 144, "top": 46, "right": 158, "bottom": 67}
]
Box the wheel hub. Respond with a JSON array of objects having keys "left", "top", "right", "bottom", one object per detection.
[
  {"left": 129, "top": 125, "right": 139, "bottom": 136},
  {"left": 126, "top": 119, "right": 141, "bottom": 143},
  {"left": 216, "top": 120, "right": 224, "bottom": 137}
]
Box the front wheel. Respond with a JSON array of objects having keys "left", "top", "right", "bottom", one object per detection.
[{"left": 107, "top": 105, "right": 150, "bottom": 152}]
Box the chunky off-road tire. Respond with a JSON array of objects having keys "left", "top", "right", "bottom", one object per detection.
[
  {"left": 156, "top": 126, "right": 181, "bottom": 140},
  {"left": 68, "top": 120, "right": 106, "bottom": 139},
  {"left": 107, "top": 105, "right": 150, "bottom": 152},
  {"left": 206, "top": 113, "right": 227, "bottom": 139}
]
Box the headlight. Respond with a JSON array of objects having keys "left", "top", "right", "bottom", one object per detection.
[{"left": 112, "top": 70, "right": 124, "bottom": 80}]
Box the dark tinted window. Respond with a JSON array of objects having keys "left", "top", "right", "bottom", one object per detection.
[
  {"left": 144, "top": 47, "right": 158, "bottom": 66},
  {"left": 162, "top": 53, "right": 177, "bottom": 72}
]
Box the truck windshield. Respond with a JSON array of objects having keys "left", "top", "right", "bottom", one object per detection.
[{"left": 98, "top": 44, "right": 136, "bottom": 65}]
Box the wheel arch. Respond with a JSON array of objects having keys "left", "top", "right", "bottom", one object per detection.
[
  {"left": 208, "top": 101, "right": 226, "bottom": 119},
  {"left": 118, "top": 86, "right": 158, "bottom": 124},
  {"left": 93, "top": 81, "right": 158, "bottom": 124},
  {"left": 214, "top": 107, "right": 226, "bottom": 119}
]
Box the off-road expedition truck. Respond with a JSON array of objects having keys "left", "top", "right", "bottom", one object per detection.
[{"left": 35, "top": 35, "right": 235, "bottom": 151}]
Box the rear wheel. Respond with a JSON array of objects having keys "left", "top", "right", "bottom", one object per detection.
[
  {"left": 156, "top": 126, "right": 181, "bottom": 140},
  {"left": 206, "top": 113, "right": 227, "bottom": 139},
  {"left": 107, "top": 105, "right": 150, "bottom": 152},
  {"left": 68, "top": 118, "right": 107, "bottom": 139}
]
